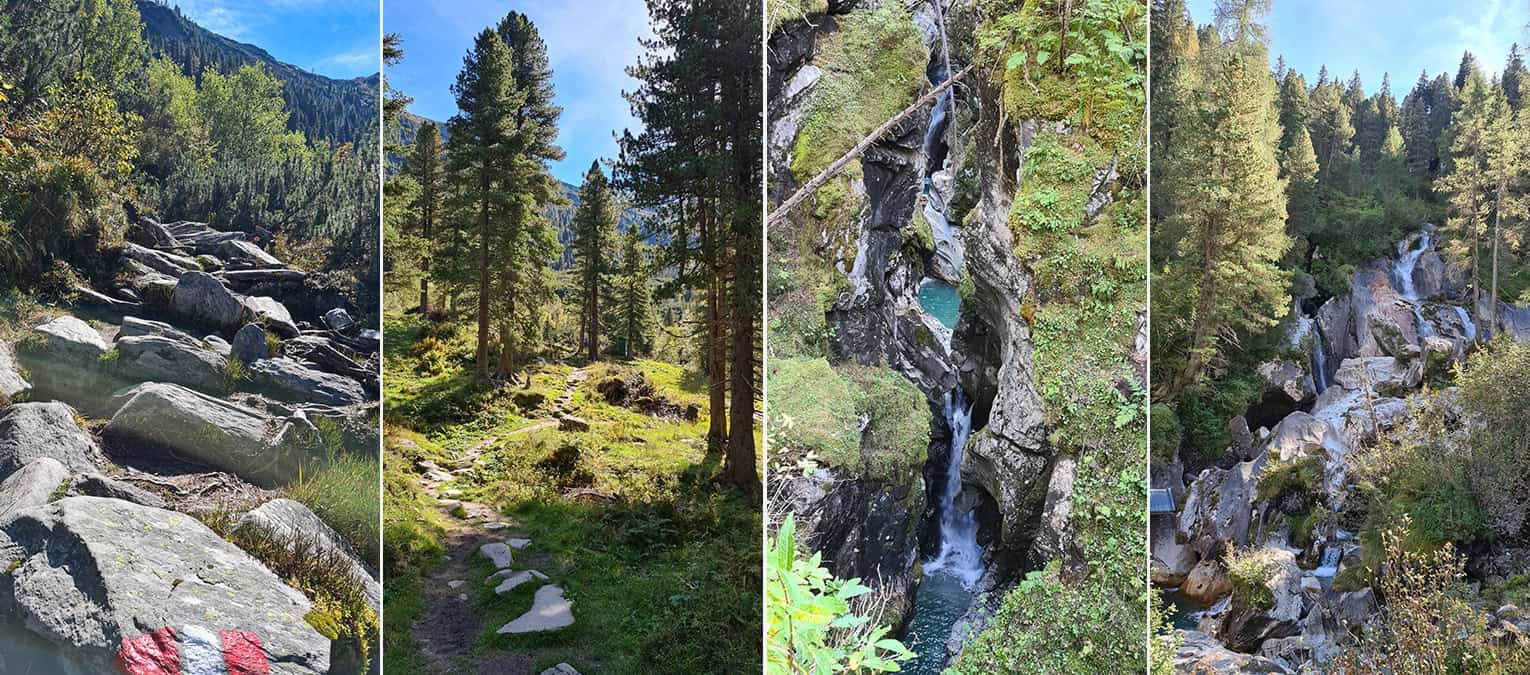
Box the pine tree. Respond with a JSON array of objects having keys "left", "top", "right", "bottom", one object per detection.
[
  {"left": 407, "top": 121, "right": 444, "bottom": 314},
  {"left": 1282, "top": 125, "right": 1320, "bottom": 251},
  {"left": 1308, "top": 79, "right": 1355, "bottom": 185},
  {"left": 615, "top": 225, "right": 654, "bottom": 358},
  {"left": 1505, "top": 44, "right": 1529, "bottom": 109},
  {"left": 572, "top": 160, "right": 618, "bottom": 361},
  {"left": 1276, "top": 69, "right": 1309, "bottom": 159},
  {"left": 1158, "top": 1, "right": 1291, "bottom": 398},
  {"left": 1456, "top": 51, "right": 1481, "bottom": 91},
  {"left": 446, "top": 29, "right": 521, "bottom": 377},
  {"left": 1440, "top": 71, "right": 1496, "bottom": 334}
]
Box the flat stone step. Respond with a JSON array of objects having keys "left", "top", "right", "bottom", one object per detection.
[
  {"left": 497, "top": 585, "right": 574, "bottom": 634},
  {"left": 447, "top": 580, "right": 465, "bottom": 589},
  {"left": 479, "top": 542, "right": 513, "bottom": 569},
  {"left": 484, "top": 522, "right": 513, "bottom": 531},
  {"left": 540, "top": 664, "right": 581, "bottom": 675},
  {"left": 492, "top": 569, "right": 549, "bottom": 595},
  {"left": 508, "top": 538, "right": 531, "bottom": 549}
]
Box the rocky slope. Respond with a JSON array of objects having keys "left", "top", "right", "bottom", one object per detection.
[
  {"left": 0, "top": 214, "right": 380, "bottom": 673},
  {"left": 1155, "top": 227, "right": 1530, "bottom": 672},
  {"left": 767, "top": 0, "right": 1107, "bottom": 668}
]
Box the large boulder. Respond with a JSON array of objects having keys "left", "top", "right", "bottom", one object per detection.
[
  {"left": 1216, "top": 548, "right": 1306, "bottom": 653},
  {"left": 121, "top": 242, "right": 200, "bottom": 277},
  {"left": 216, "top": 239, "right": 284, "bottom": 270},
  {"left": 1349, "top": 265, "right": 1418, "bottom": 358},
  {"left": 118, "top": 316, "right": 199, "bottom": 346},
  {"left": 113, "top": 335, "right": 229, "bottom": 394},
  {"left": 236, "top": 498, "right": 380, "bottom": 609},
  {"left": 1180, "top": 557, "right": 1233, "bottom": 605},
  {"left": 1177, "top": 454, "right": 1266, "bottom": 560},
  {"left": 0, "top": 342, "right": 29, "bottom": 399},
  {"left": 232, "top": 323, "right": 271, "bottom": 363},
  {"left": 1172, "top": 630, "right": 1293, "bottom": 674},
  {"left": 171, "top": 271, "right": 245, "bottom": 329},
  {"left": 1315, "top": 294, "right": 1355, "bottom": 367},
  {"left": 244, "top": 296, "right": 300, "bottom": 338},
  {"left": 246, "top": 358, "right": 367, "bottom": 406},
  {"left": 0, "top": 458, "right": 69, "bottom": 518},
  {"left": 26, "top": 316, "right": 108, "bottom": 362},
  {"left": 0, "top": 402, "right": 100, "bottom": 480},
  {"left": 0, "top": 496, "right": 330, "bottom": 674},
  {"left": 104, "top": 382, "right": 325, "bottom": 487},
  {"left": 1249, "top": 358, "right": 1313, "bottom": 429},
  {"left": 1330, "top": 356, "right": 1417, "bottom": 398}
]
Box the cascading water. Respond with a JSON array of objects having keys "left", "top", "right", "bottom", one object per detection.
[
  {"left": 1391, "top": 231, "right": 1432, "bottom": 301},
  {"left": 1413, "top": 305, "right": 1435, "bottom": 338},
  {"left": 1311, "top": 325, "right": 1330, "bottom": 394},
  {"left": 1455, "top": 305, "right": 1478, "bottom": 342},
  {"left": 904, "top": 389, "right": 984, "bottom": 674},
  {"left": 925, "top": 390, "right": 985, "bottom": 584}
]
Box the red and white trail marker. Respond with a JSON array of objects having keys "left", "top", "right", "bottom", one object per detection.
[{"left": 116, "top": 625, "right": 271, "bottom": 675}]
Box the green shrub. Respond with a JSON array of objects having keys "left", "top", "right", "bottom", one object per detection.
[
  {"left": 287, "top": 452, "right": 381, "bottom": 566},
  {"left": 766, "top": 357, "right": 861, "bottom": 470},
  {"left": 1149, "top": 403, "right": 1181, "bottom": 465},
  {"left": 766, "top": 515, "right": 912, "bottom": 673},
  {"left": 844, "top": 365, "right": 932, "bottom": 483},
  {"left": 1225, "top": 547, "right": 1282, "bottom": 611},
  {"left": 1255, "top": 454, "right": 1324, "bottom": 504}
]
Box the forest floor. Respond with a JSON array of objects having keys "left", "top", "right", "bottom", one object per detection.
[{"left": 381, "top": 314, "right": 761, "bottom": 674}]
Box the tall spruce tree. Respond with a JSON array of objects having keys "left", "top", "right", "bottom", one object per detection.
[
  {"left": 1441, "top": 71, "right": 1496, "bottom": 333},
  {"left": 1158, "top": 0, "right": 1291, "bottom": 398},
  {"left": 572, "top": 160, "right": 618, "bottom": 361},
  {"left": 615, "top": 225, "right": 654, "bottom": 358},
  {"left": 1506, "top": 44, "right": 1529, "bottom": 109},
  {"left": 408, "top": 121, "right": 444, "bottom": 314}
]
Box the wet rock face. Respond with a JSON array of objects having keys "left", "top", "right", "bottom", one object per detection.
[
  {"left": 0, "top": 497, "right": 330, "bottom": 674},
  {"left": 1172, "top": 630, "right": 1293, "bottom": 674},
  {"left": 774, "top": 467, "right": 923, "bottom": 627}
]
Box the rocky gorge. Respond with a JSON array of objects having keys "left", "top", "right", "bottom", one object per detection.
[
  {"left": 767, "top": 0, "right": 1147, "bottom": 670},
  {"left": 0, "top": 215, "right": 380, "bottom": 674},
  {"left": 1155, "top": 227, "right": 1530, "bottom": 672}
]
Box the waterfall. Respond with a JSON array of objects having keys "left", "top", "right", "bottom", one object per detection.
[
  {"left": 1413, "top": 305, "right": 1435, "bottom": 338},
  {"left": 1313, "top": 545, "right": 1341, "bottom": 579},
  {"left": 924, "top": 389, "right": 984, "bottom": 587},
  {"left": 1391, "top": 231, "right": 1432, "bottom": 301},
  {"left": 1311, "top": 325, "right": 1330, "bottom": 394},
  {"left": 1455, "top": 305, "right": 1477, "bottom": 342}
]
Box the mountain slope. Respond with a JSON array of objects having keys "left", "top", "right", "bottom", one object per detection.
[{"left": 136, "top": 0, "right": 377, "bottom": 145}]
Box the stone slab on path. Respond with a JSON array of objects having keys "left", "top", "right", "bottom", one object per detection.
[
  {"left": 509, "top": 538, "right": 531, "bottom": 549},
  {"left": 492, "top": 569, "right": 549, "bottom": 595},
  {"left": 541, "top": 664, "right": 582, "bottom": 675},
  {"left": 497, "top": 585, "right": 574, "bottom": 634},
  {"left": 480, "top": 542, "right": 514, "bottom": 569}
]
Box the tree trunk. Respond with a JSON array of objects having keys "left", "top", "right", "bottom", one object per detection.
[
  {"left": 475, "top": 170, "right": 491, "bottom": 377},
  {"left": 420, "top": 196, "right": 433, "bottom": 315},
  {"left": 704, "top": 205, "right": 728, "bottom": 452},
  {"left": 588, "top": 275, "right": 600, "bottom": 362},
  {"left": 1167, "top": 214, "right": 1222, "bottom": 399},
  {"left": 1493, "top": 172, "right": 1505, "bottom": 336}
]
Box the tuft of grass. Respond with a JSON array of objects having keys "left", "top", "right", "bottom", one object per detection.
[
  {"left": 287, "top": 451, "right": 381, "bottom": 568},
  {"left": 265, "top": 332, "right": 284, "bottom": 357},
  {"left": 1225, "top": 547, "right": 1283, "bottom": 611}
]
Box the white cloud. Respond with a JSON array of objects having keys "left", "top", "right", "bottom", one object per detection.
[{"left": 314, "top": 47, "right": 379, "bottom": 74}]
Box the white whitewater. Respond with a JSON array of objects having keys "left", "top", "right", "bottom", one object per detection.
[
  {"left": 1391, "top": 231, "right": 1431, "bottom": 301},
  {"left": 1455, "top": 305, "right": 1477, "bottom": 342},
  {"left": 1312, "top": 326, "right": 1330, "bottom": 394},
  {"left": 924, "top": 389, "right": 984, "bottom": 587}
]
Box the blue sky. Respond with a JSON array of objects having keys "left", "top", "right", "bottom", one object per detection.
[
  {"left": 166, "top": 0, "right": 380, "bottom": 79},
  {"left": 1187, "top": 0, "right": 1530, "bottom": 95},
  {"left": 385, "top": 0, "right": 651, "bottom": 186}
]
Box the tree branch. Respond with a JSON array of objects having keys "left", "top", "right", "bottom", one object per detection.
[{"left": 768, "top": 64, "right": 975, "bottom": 226}]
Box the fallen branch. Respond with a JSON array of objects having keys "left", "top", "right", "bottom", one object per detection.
[{"left": 768, "top": 64, "right": 975, "bottom": 226}]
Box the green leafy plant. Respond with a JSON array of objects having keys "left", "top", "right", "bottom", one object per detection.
[{"left": 766, "top": 515, "right": 912, "bottom": 673}]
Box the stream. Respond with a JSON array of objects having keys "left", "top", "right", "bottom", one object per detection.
[{"left": 905, "top": 389, "right": 984, "bottom": 673}]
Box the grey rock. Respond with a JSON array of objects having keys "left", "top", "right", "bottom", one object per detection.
[
  {"left": 323, "top": 308, "right": 357, "bottom": 333},
  {"left": 122, "top": 242, "right": 200, "bottom": 277},
  {"left": 68, "top": 472, "right": 166, "bottom": 509},
  {"left": 216, "top": 239, "right": 284, "bottom": 270},
  {"left": 0, "top": 341, "right": 30, "bottom": 399},
  {"left": 1029, "top": 455, "right": 1078, "bottom": 574},
  {"left": 232, "top": 323, "right": 271, "bottom": 363},
  {"left": 119, "top": 316, "right": 198, "bottom": 346},
  {"left": 222, "top": 269, "right": 308, "bottom": 287},
  {"left": 104, "top": 382, "right": 325, "bottom": 487},
  {"left": 558, "top": 415, "right": 590, "bottom": 432},
  {"left": 172, "top": 271, "right": 245, "bottom": 329},
  {"left": 1216, "top": 548, "right": 1305, "bottom": 653},
  {"left": 236, "top": 498, "right": 380, "bottom": 609},
  {"left": 539, "top": 664, "right": 581, "bottom": 675},
  {"left": 246, "top": 357, "right": 367, "bottom": 406},
  {"left": 493, "top": 569, "right": 549, "bottom": 595},
  {"left": 479, "top": 542, "right": 513, "bottom": 569},
  {"left": 30, "top": 316, "right": 108, "bottom": 362},
  {"left": 1256, "top": 359, "right": 1314, "bottom": 408},
  {"left": 0, "top": 402, "right": 100, "bottom": 480},
  {"left": 244, "top": 296, "right": 299, "bottom": 338},
  {"left": 1178, "top": 453, "right": 1265, "bottom": 559},
  {"left": 0, "top": 496, "right": 330, "bottom": 674},
  {"left": 114, "top": 334, "right": 229, "bottom": 393},
  {"left": 0, "top": 458, "right": 69, "bottom": 518},
  {"left": 496, "top": 585, "right": 574, "bottom": 634},
  {"left": 1171, "top": 630, "right": 1293, "bottom": 674}
]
